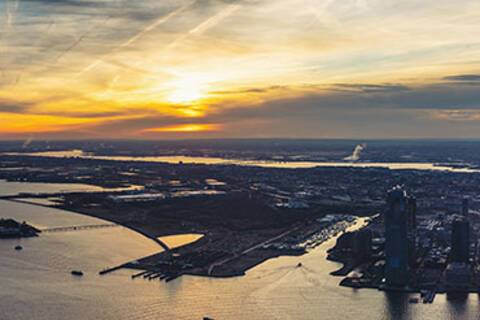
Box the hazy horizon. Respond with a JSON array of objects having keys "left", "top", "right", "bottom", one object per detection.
[{"left": 4, "top": 137, "right": 480, "bottom": 143}]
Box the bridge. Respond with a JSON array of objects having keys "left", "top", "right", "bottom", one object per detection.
[{"left": 41, "top": 223, "right": 119, "bottom": 233}]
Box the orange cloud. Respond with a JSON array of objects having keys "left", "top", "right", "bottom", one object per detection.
[{"left": 141, "top": 123, "right": 222, "bottom": 133}]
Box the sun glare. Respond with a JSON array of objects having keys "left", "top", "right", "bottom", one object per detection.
[
  {"left": 143, "top": 124, "right": 220, "bottom": 133},
  {"left": 168, "top": 87, "right": 202, "bottom": 104},
  {"left": 167, "top": 77, "right": 206, "bottom": 104}
]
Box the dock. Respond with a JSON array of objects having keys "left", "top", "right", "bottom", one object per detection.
[{"left": 99, "top": 264, "right": 126, "bottom": 275}]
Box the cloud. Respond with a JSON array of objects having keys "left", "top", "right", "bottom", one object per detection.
[
  {"left": 36, "top": 110, "right": 128, "bottom": 118},
  {"left": 4, "top": 73, "right": 480, "bottom": 139},
  {"left": 211, "top": 83, "right": 411, "bottom": 96},
  {"left": 331, "top": 83, "right": 411, "bottom": 93},
  {"left": 431, "top": 110, "right": 480, "bottom": 121},
  {"left": 210, "top": 85, "right": 290, "bottom": 95},
  {"left": 443, "top": 74, "right": 480, "bottom": 82},
  {"left": 0, "top": 100, "right": 31, "bottom": 113},
  {"left": 2, "top": 0, "right": 480, "bottom": 139},
  {"left": 209, "top": 79, "right": 480, "bottom": 116},
  {"left": 20, "top": 0, "right": 106, "bottom": 7}
]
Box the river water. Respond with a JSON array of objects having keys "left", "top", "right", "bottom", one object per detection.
[
  {"left": 11, "top": 150, "right": 480, "bottom": 173},
  {"left": 1, "top": 182, "right": 479, "bottom": 320},
  {"left": 0, "top": 179, "right": 142, "bottom": 197}
]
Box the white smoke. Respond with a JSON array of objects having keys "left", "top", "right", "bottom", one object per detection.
[
  {"left": 22, "top": 137, "right": 33, "bottom": 149},
  {"left": 344, "top": 143, "right": 367, "bottom": 161}
]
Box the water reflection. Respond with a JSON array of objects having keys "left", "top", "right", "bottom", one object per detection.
[
  {"left": 446, "top": 292, "right": 469, "bottom": 319},
  {"left": 157, "top": 234, "right": 204, "bottom": 249},
  {"left": 11, "top": 150, "right": 480, "bottom": 173},
  {"left": 384, "top": 292, "right": 412, "bottom": 320},
  {"left": 2, "top": 182, "right": 480, "bottom": 319},
  {"left": 0, "top": 179, "right": 141, "bottom": 197}
]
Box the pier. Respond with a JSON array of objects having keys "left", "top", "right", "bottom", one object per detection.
[
  {"left": 41, "top": 223, "right": 119, "bottom": 233},
  {"left": 99, "top": 264, "right": 127, "bottom": 275},
  {"left": 130, "top": 268, "right": 181, "bottom": 283}
]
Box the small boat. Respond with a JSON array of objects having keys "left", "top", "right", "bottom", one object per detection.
[
  {"left": 71, "top": 270, "right": 84, "bottom": 277},
  {"left": 14, "top": 245, "right": 23, "bottom": 251}
]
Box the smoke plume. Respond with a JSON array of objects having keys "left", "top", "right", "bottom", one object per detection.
[
  {"left": 22, "top": 137, "right": 33, "bottom": 149},
  {"left": 343, "top": 143, "right": 366, "bottom": 161}
]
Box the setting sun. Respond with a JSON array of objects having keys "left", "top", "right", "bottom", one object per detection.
[
  {"left": 142, "top": 123, "right": 221, "bottom": 133},
  {"left": 167, "top": 77, "right": 206, "bottom": 104}
]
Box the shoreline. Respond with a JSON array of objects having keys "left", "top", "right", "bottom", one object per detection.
[
  {"left": 2, "top": 198, "right": 169, "bottom": 251},
  {"left": 2, "top": 197, "right": 360, "bottom": 281}
]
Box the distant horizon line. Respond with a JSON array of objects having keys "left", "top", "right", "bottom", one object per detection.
[{"left": 3, "top": 137, "right": 480, "bottom": 143}]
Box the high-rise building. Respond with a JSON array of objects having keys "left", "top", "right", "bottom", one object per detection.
[
  {"left": 384, "top": 186, "right": 416, "bottom": 287},
  {"left": 451, "top": 216, "right": 470, "bottom": 263},
  {"left": 408, "top": 197, "right": 417, "bottom": 230},
  {"left": 462, "top": 198, "right": 469, "bottom": 217}
]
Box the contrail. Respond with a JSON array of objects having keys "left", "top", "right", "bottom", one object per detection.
[
  {"left": 102, "top": 58, "right": 154, "bottom": 75},
  {"left": 0, "top": 0, "right": 18, "bottom": 86},
  {"left": 355, "top": 0, "right": 370, "bottom": 10},
  {"left": 5, "top": 0, "right": 19, "bottom": 29},
  {"left": 53, "top": 16, "right": 111, "bottom": 63},
  {"left": 36, "top": 19, "right": 56, "bottom": 50},
  {"left": 190, "top": 4, "right": 240, "bottom": 35},
  {"left": 308, "top": 0, "right": 340, "bottom": 28},
  {"left": 1, "top": 0, "right": 19, "bottom": 49},
  {"left": 121, "top": 4, "right": 192, "bottom": 48},
  {"left": 162, "top": 4, "right": 241, "bottom": 53},
  {"left": 77, "top": 2, "right": 195, "bottom": 76}
]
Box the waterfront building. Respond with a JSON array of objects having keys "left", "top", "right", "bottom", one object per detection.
[
  {"left": 408, "top": 197, "right": 417, "bottom": 230},
  {"left": 451, "top": 216, "right": 470, "bottom": 263},
  {"left": 406, "top": 196, "right": 417, "bottom": 268},
  {"left": 462, "top": 198, "right": 469, "bottom": 217},
  {"left": 445, "top": 262, "right": 471, "bottom": 292},
  {"left": 384, "top": 186, "right": 416, "bottom": 287}
]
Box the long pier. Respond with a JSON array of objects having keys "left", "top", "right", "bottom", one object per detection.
[
  {"left": 41, "top": 223, "right": 119, "bottom": 233},
  {"left": 99, "top": 264, "right": 126, "bottom": 275},
  {"left": 129, "top": 268, "right": 181, "bottom": 283}
]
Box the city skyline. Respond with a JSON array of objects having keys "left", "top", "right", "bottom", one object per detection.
[{"left": 1, "top": 0, "right": 480, "bottom": 139}]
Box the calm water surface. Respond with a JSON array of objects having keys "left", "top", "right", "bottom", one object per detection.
[
  {"left": 1, "top": 182, "right": 479, "bottom": 320},
  {"left": 0, "top": 179, "right": 141, "bottom": 197},
  {"left": 13, "top": 150, "right": 480, "bottom": 173},
  {"left": 0, "top": 180, "right": 106, "bottom": 196},
  {"left": 158, "top": 234, "right": 204, "bottom": 249}
]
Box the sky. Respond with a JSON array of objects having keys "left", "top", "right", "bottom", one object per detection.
[{"left": 1, "top": 0, "right": 480, "bottom": 139}]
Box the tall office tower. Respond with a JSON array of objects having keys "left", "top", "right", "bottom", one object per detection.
[
  {"left": 384, "top": 186, "right": 416, "bottom": 287},
  {"left": 408, "top": 197, "right": 417, "bottom": 230},
  {"left": 462, "top": 198, "right": 469, "bottom": 217},
  {"left": 406, "top": 195, "right": 417, "bottom": 268},
  {"left": 451, "top": 216, "right": 470, "bottom": 263}
]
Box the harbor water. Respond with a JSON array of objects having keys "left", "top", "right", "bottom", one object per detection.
[{"left": 0, "top": 181, "right": 478, "bottom": 320}]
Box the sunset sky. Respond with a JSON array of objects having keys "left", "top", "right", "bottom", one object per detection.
[{"left": 1, "top": 0, "right": 480, "bottom": 139}]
